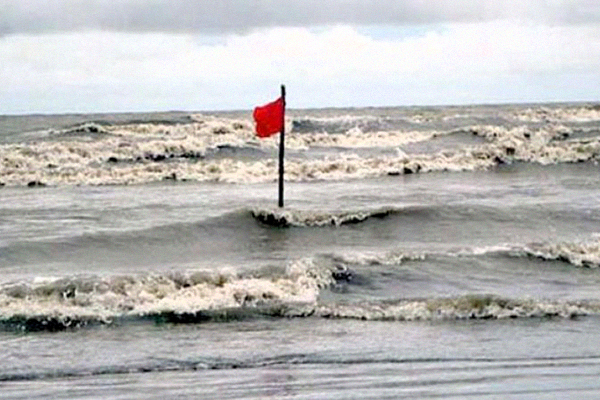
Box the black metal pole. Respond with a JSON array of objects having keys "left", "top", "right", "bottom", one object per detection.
[{"left": 278, "top": 85, "right": 286, "bottom": 208}]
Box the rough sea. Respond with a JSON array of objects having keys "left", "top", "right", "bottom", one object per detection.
[{"left": 1, "top": 103, "right": 600, "bottom": 399}]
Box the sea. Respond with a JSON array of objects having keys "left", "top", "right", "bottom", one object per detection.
[{"left": 1, "top": 103, "right": 600, "bottom": 399}]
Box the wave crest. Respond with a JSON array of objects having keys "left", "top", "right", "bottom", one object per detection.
[
  {"left": 0, "top": 258, "right": 334, "bottom": 331},
  {"left": 316, "top": 295, "right": 599, "bottom": 321},
  {"left": 3, "top": 115, "right": 600, "bottom": 187},
  {"left": 521, "top": 240, "right": 600, "bottom": 268},
  {"left": 515, "top": 105, "right": 600, "bottom": 123},
  {"left": 250, "top": 206, "right": 399, "bottom": 227}
]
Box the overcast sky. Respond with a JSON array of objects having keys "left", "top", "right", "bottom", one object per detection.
[{"left": 1, "top": 0, "right": 600, "bottom": 114}]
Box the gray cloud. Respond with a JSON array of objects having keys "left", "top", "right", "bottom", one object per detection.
[{"left": 1, "top": 0, "right": 599, "bottom": 35}]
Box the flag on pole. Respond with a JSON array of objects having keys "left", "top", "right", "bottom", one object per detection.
[
  {"left": 253, "top": 86, "right": 286, "bottom": 208},
  {"left": 253, "top": 97, "right": 284, "bottom": 138}
]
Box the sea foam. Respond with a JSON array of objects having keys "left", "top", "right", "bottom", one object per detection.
[
  {"left": 0, "top": 257, "right": 334, "bottom": 330},
  {"left": 2, "top": 108, "right": 600, "bottom": 187}
]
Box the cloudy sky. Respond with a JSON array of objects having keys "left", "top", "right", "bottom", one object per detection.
[{"left": 1, "top": 0, "right": 600, "bottom": 114}]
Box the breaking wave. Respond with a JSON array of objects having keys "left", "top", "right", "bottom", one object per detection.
[
  {"left": 250, "top": 206, "right": 402, "bottom": 227},
  {"left": 437, "top": 238, "right": 600, "bottom": 269},
  {"left": 315, "top": 295, "right": 600, "bottom": 321},
  {"left": 515, "top": 104, "right": 600, "bottom": 123},
  {"left": 47, "top": 122, "right": 111, "bottom": 137},
  {"left": 0, "top": 257, "right": 334, "bottom": 332},
  {"left": 3, "top": 284, "right": 597, "bottom": 333},
  {"left": 316, "top": 237, "right": 600, "bottom": 269},
  {"left": 517, "top": 240, "right": 600, "bottom": 268},
  {"left": 4, "top": 239, "right": 600, "bottom": 332},
  {"left": 375, "top": 238, "right": 600, "bottom": 269},
  {"left": 290, "top": 114, "right": 384, "bottom": 134},
  {"left": 2, "top": 111, "right": 600, "bottom": 187}
]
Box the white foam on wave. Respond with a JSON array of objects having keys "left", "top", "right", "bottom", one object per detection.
[
  {"left": 446, "top": 245, "right": 515, "bottom": 257},
  {"left": 285, "top": 128, "right": 440, "bottom": 150},
  {"left": 47, "top": 122, "right": 111, "bottom": 137},
  {"left": 0, "top": 118, "right": 257, "bottom": 185},
  {"left": 0, "top": 115, "right": 444, "bottom": 186},
  {"left": 290, "top": 113, "right": 380, "bottom": 126},
  {"left": 315, "top": 295, "right": 600, "bottom": 321},
  {"left": 522, "top": 240, "right": 600, "bottom": 268},
  {"left": 438, "top": 238, "right": 600, "bottom": 268},
  {"left": 250, "top": 206, "right": 403, "bottom": 227},
  {"left": 329, "top": 250, "right": 427, "bottom": 265},
  {"left": 115, "top": 116, "right": 439, "bottom": 150},
  {"left": 515, "top": 105, "right": 600, "bottom": 123},
  {"left": 2, "top": 115, "right": 600, "bottom": 187},
  {"left": 0, "top": 258, "right": 334, "bottom": 324},
  {"left": 3, "top": 245, "right": 600, "bottom": 327},
  {"left": 327, "top": 239, "right": 600, "bottom": 269}
]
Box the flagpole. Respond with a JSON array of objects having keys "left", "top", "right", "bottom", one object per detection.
[{"left": 278, "top": 84, "right": 286, "bottom": 208}]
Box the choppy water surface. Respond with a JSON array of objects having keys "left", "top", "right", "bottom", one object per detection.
[{"left": 1, "top": 103, "right": 600, "bottom": 399}]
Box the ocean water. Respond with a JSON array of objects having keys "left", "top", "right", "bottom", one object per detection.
[{"left": 2, "top": 103, "right": 600, "bottom": 399}]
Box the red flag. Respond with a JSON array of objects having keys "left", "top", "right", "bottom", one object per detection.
[{"left": 253, "top": 97, "right": 284, "bottom": 138}]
